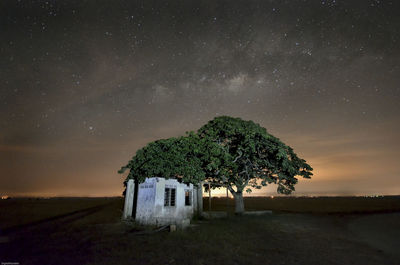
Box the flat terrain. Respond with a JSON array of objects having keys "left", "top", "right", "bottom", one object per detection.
[
  {"left": 205, "top": 196, "right": 400, "bottom": 213},
  {"left": 0, "top": 196, "right": 399, "bottom": 265}
]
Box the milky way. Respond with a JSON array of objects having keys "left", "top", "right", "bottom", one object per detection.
[{"left": 1, "top": 0, "right": 399, "bottom": 196}]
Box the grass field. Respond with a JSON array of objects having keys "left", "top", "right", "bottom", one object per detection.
[
  {"left": 1, "top": 196, "right": 399, "bottom": 265},
  {"left": 204, "top": 195, "right": 400, "bottom": 213}
]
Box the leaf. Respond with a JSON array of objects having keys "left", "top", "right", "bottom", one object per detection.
[{"left": 118, "top": 116, "right": 313, "bottom": 211}]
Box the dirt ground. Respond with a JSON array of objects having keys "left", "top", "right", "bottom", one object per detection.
[{"left": 0, "top": 197, "right": 399, "bottom": 265}]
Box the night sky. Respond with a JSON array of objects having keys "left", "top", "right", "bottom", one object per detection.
[{"left": 1, "top": 0, "right": 399, "bottom": 197}]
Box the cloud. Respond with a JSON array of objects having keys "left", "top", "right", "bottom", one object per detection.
[
  {"left": 225, "top": 73, "right": 247, "bottom": 94},
  {"left": 150, "top": 85, "right": 174, "bottom": 103}
]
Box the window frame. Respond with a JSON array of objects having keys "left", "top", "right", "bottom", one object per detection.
[
  {"left": 184, "top": 189, "right": 192, "bottom": 206},
  {"left": 164, "top": 187, "right": 176, "bottom": 207}
]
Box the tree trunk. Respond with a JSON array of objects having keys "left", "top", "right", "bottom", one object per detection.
[
  {"left": 196, "top": 182, "right": 203, "bottom": 216},
  {"left": 233, "top": 191, "right": 245, "bottom": 214}
]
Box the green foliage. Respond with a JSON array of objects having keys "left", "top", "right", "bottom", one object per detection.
[
  {"left": 197, "top": 116, "right": 313, "bottom": 195},
  {"left": 119, "top": 132, "right": 206, "bottom": 185},
  {"left": 119, "top": 116, "right": 313, "bottom": 196}
]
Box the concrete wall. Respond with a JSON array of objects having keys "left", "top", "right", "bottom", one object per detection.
[
  {"left": 151, "top": 178, "right": 194, "bottom": 225},
  {"left": 136, "top": 178, "right": 157, "bottom": 222},
  {"left": 125, "top": 177, "right": 195, "bottom": 226},
  {"left": 122, "top": 179, "right": 135, "bottom": 219}
]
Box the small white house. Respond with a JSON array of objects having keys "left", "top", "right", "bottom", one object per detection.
[{"left": 123, "top": 177, "right": 203, "bottom": 226}]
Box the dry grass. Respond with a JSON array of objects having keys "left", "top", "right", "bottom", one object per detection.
[
  {"left": 0, "top": 197, "right": 122, "bottom": 230},
  {"left": 205, "top": 196, "right": 400, "bottom": 213},
  {"left": 1, "top": 196, "right": 399, "bottom": 265}
]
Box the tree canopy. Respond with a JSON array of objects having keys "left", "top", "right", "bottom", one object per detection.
[
  {"left": 198, "top": 116, "right": 312, "bottom": 193},
  {"left": 119, "top": 116, "right": 313, "bottom": 213},
  {"left": 197, "top": 116, "right": 313, "bottom": 213},
  {"left": 118, "top": 132, "right": 205, "bottom": 186}
]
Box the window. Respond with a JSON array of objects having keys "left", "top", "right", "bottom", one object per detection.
[
  {"left": 164, "top": 188, "right": 176, "bottom": 206},
  {"left": 185, "top": 190, "right": 192, "bottom": 206}
]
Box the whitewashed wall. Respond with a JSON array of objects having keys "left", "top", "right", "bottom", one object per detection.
[
  {"left": 135, "top": 178, "right": 157, "bottom": 222},
  {"left": 130, "top": 177, "right": 195, "bottom": 226}
]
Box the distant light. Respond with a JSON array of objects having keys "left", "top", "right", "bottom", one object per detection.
[
  {"left": 270, "top": 196, "right": 274, "bottom": 199},
  {"left": 1, "top": 195, "right": 9, "bottom": 200}
]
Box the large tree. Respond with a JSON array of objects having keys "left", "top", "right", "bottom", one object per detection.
[
  {"left": 119, "top": 132, "right": 205, "bottom": 185},
  {"left": 118, "top": 133, "right": 206, "bottom": 217},
  {"left": 198, "top": 116, "right": 313, "bottom": 214},
  {"left": 119, "top": 116, "right": 313, "bottom": 215}
]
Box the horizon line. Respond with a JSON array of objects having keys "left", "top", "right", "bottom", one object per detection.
[{"left": 2, "top": 194, "right": 399, "bottom": 199}]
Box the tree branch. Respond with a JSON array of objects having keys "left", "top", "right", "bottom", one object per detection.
[{"left": 233, "top": 149, "right": 243, "bottom": 163}]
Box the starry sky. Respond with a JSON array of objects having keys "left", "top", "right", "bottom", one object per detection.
[{"left": 1, "top": 0, "right": 399, "bottom": 197}]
